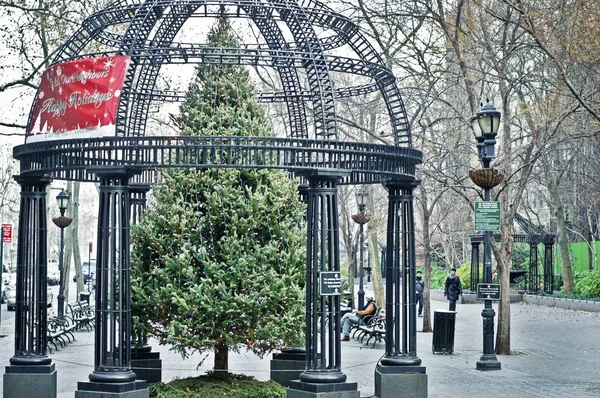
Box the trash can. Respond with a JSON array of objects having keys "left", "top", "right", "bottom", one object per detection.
[
  {"left": 79, "top": 291, "right": 91, "bottom": 305},
  {"left": 432, "top": 310, "right": 456, "bottom": 354}
]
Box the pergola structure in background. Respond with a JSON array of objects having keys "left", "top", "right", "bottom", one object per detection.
[
  {"left": 470, "top": 213, "right": 556, "bottom": 294},
  {"left": 6, "top": 1, "right": 425, "bottom": 397}
]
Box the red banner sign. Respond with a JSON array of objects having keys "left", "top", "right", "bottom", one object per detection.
[
  {"left": 26, "top": 56, "right": 131, "bottom": 143},
  {"left": 2, "top": 224, "right": 12, "bottom": 243},
  {"left": 89, "top": 242, "right": 93, "bottom": 253}
]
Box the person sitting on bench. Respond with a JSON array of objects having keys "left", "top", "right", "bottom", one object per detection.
[{"left": 340, "top": 296, "right": 377, "bottom": 341}]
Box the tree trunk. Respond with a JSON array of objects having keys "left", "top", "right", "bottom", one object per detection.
[
  {"left": 420, "top": 198, "right": 433, "bottom": 333},
  {"left": 495, "top": 88, "right": 513, "bottom": 356},
  {"left": 495, "top": 205, "right": 512, "bottom": 355},
  {"left": 339, "top": 187, "right": 356, "bottom": 307},
  {"left": 214, "top": 340, "right": 229, "bottom": 376},
  {"left": 494, "top": 235, "right": 512, "bottom": 355},
  {"left": 587, "top": 228, "right": 594, "bottom": 272},
  {"left": 549, "top": 185, "right": 574, "bottom": 293},
  {"left": 369, "top": 233, "right": 384, "bottom": 309},
  {"left": 65, "top": 182, "right": 84, "bottom": 298},
  {"left": 586, "top": 211, "right": 596, "bottom": 271},
  {"left": 71, "top": 182, "right": 82, "bottom": 297},
  {"left": 366, "top": 114, "right": 385, "bottom": 308}
]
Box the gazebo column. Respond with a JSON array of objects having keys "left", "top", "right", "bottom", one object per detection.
[
  {"left": 470, "top": 235, "right": 483, "bottom": 293},
  {"left": 375, "top": 178, "right": 427, "bottom": 398},
  {"left": 128, "top": 183, "right": 163, "bottom": 384},
  {"left": 76, "top": 168, "right": 148, "bottom": 398},
  {"left": 129, "top": 183, "right": 150, "bottom": 225},
  {"left": 528, "top": 238, "right": 539, "bottom": 293},
  {"left": 4, "top": 175, "right": 56, "bottom": 398},
  {"left": 287, "top": 171, "right": 358, "bottom": 398},
  {"left": 543, "top": 236, "right": 555, "bottom": 294}
]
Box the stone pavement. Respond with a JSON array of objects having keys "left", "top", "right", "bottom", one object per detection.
[{"left": 1, "top": 295, "right": 600, "bottom": 397}]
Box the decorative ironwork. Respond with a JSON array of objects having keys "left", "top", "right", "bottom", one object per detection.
[
  {"left": 14, "top": 137, "right": 421, "bottom": 184},
  {"left": 89, "top": 168, "right": 137, "bottom": 383},
  {"left": 129, "top": 184, "right": 151, "bottom": 225},
  {"left": 380, "top": 178, "right": 421, "bottom": 367},
  {"left": 40, "top": 0, "right": 413, "bottom": 146},
  {"left": 301, "top": 171, "right": 346, "bottom": 383},
  {"left": 470, "top": 235, "right": 483, "bottom": 292},
  {"left": 11, "top": 176, "right": 53, "bottom": 365},
  {"left": 514, "top": 213, "right": 556, "bottom": 294}
]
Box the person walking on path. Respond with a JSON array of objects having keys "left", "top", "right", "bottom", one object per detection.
[
  {"left": 416, "top": 271, "right": 424, "bottom": 317},
  {"left": 444, "top": 268, "right": 462, "bottom": 311},
  {"left": 340, "top": 296, "right": 377, "bottom": 341}
]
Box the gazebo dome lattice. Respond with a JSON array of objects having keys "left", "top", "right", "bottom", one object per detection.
[{"left": 14, "top": 0, "right": 421, "bottom": 182}]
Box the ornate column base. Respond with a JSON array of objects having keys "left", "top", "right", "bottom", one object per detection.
[
  {"left": 287, "top": 380, "right": 359, "bottom": 398},
  {"left": 374, "top": 364, "right": 427, "bottom": 398},
  {"left": 75, "top": 380, "right": 148, "bottom": 398},
  {"left": 4, "top": 363, "right": 57, "bottom": 398}
]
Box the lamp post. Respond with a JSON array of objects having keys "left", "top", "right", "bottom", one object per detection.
[
  {"left": 52, "top": 189, "right": 72, "bottom": 319},
  {"left": 88, "top": 242, "right": 93, "bottom": 292},
  {"left": 469, "top": 100, "right": 503, "bottom": 371},
  {"left": 352, "top": 187, "right": 370, "bottom": 310}
]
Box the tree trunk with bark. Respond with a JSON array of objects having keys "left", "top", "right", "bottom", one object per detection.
[
  {"left": 368, "top": 233, "right": 384, "bottom": 309},
  {"left": 70, "top": 182, "right": 82, "bottom": 297},
  {"left": 214, "top": 340, "right": 229, "bottom": 376},
  {"left": 495, "top": 90, "right": 514, "bottom": 356},
  {"left": 548, "top": 184, "right": 574, "bottom": 293},
  {"left": 420, "top": 194, "right": 433, "bottom": 333},
  {"left": 495, "top": 219, "right": 512, "bottom": 355}
]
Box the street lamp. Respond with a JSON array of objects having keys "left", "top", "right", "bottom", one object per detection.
[
  {"left": 352, "top": 187, "right": 370, "bottom": 310},
  {"left": 52, "top": 189, "right": 72, "bottom": 319},
  {"left": 469, "top": 100, "right": 503, "bottom": 371}
]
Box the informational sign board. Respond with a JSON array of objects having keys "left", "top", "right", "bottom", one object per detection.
[
  {"left": 475, "top": 201, "right": 501, "bottom": 231},
  {"left": 477, "top": 283, "right": 501, "bottom": 301},
  {"left": 2, "top": 224, "right": 12, "bottom": 243},
  {"left": 319, "top": 271, "right": 342, "bottom": 296},
  {"left": 26, "top": 55, "right": 131, "bottom": 143}
]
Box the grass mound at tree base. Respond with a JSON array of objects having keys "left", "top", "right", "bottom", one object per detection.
[{"left": 149, "top": 372, "right": 286, "bottom": 398}]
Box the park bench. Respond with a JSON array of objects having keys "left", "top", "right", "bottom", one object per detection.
[
  {"left": 67, "top": 301, "right": 95, "bottom": 331},
  {"left": 350, "top": 306, "right": 381, "bottom": 339},
  {"left": 358, "top": 316, "right": 386, "bottom": 348},
  {"left": 46, "top": 316, "right": 76, "bottom": 352}
]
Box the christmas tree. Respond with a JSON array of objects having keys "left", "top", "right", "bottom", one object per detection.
[{"left": 131, "top": 17, "right": 306, "bottom": 374}]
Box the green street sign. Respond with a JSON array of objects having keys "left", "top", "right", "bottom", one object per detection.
[
  {"left": 319, "top": 271, "right": 342, "bottom": 296},
  {"left": 474, "top": 201, "right": 501, "bottom": 231}
]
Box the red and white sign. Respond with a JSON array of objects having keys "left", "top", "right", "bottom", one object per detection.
[
  {"left": 26, "top": 56, "right": 131, "bottom": 143},
  {"left": 2, "top": 224, "right": 12, "bottom": 243}
]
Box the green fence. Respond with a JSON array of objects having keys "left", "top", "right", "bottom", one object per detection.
[{"left": 555, "top": 241, "right": 600, "bottom": 274}]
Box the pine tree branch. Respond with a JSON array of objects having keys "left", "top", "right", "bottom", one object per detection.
[
  {"left": 0, "top": 123, "right": 26, "bottom": 132},
  {"left": 0, "top": 1, "right": 80, "bottom": 24}
]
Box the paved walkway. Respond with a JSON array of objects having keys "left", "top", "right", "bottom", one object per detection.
[{"left": 1, "top": 295, "right": 599, "bottom": 397}]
